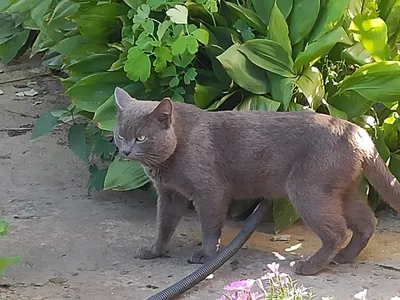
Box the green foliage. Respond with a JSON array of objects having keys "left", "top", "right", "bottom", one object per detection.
[
  {"left": 0, "top": 218, "right": 22, "bottom": 278},
  {"left": 1, "top": 0, "right": 400, "bottom": 230}
]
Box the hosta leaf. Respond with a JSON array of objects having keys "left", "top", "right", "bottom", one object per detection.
[
  {"left": 239, "top": 39, "right": 295, "bottom": 77},
  {"left": 0, "top": 29, "right": 29, "bottom": 64},
  {"left": 236, "top": 95, "right": 281, "bottom": 111},
  {"left": 225, "top": 2, "right": 266, "bottom": 34},
  {"left": 268, "top": 72, "right": 293, "bottom": 111},
  {"left": 349, "top": 15, "right": 389, "bottom": 61},
  {"left": 328, "top": 92, "right": 372, "bottom": 119},
  {"left": 87, "top": 165, "right": 108, "bottom": 194},
  {"left": 194, "top": 83, "right": 221, "bottom": 108},
  {"left": 276, "top": 0, "right": 293, "bottom": 19},
  {"left": 68, "top": 124, "right": 88, "bottom": 164},
  {"left": 93, "top": 82, "right": 145, "bottom": 132},
  {"left": 294, "top": 27, "right": 352, "bottom": 72},
  {"left": 341, "top": 42, "right": 373, "bottom": 66},
  {"left": 335, "top": 61, "right": 400, "bottom": 103},
  {"left": 65, "top": 71, "right": 130, "bottom": 112},
  {"left": 217, "top": 43, "right": 270, "bottom": 95},
  {"left": 31, "top": 111, "right": 60, "bottom": 141},
  {"left": 124, "top": 47, "right": 151, "bottom": 82},
  {"left": 268, "top": 1, "right": 292, "bottom": 56},
  {"left": 389, "top": 154, "right": 400, "bottom": 180},
  {"left": 104, "top": 158, "right": 149, "bottom": 191},
  {"left": 250, "top": 0, "right": 274, "bottom": 25},
  {"left": 296, "top": 66, "right": 325, "bottom": 109},
  {"left": 289, "top": 0, "right": 320, "bottom": 44},
  {"left": 71, "top": 2, "right": 128, "bottom": 42},
  {"left": 273, "top": 198, "right": 298, "bottom": 233},
  {"left": 308, "top": 0, "right": 350, "bottom": 42}
]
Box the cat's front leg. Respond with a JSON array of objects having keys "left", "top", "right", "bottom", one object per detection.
[
  {"left": 189, "top": 192, "right": 229, "bottom": 264},
  {"left": 136, "top": 188, "right": 188, "bottom": 260}
]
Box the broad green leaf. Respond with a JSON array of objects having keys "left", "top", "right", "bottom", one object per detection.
[
  {"left": 349, "top": 15, "right": 389, "bottom": 61},
  {"left": 308, "top": 0, "right": 350, "bottom": 42},
  {"left": 239, "top": 39, "right": 295, "bottom": 77},
  {"left": 335, "top": 61, "right": 400, "bottom": 103},
  {"left": 124, "top": 47, "right": 151, "bottom": 82},
  {"left": 341, "top": 42, "right": 373, "bottom": 65},
  {"left": 294, "top": 27, "right": 352, "bottom": 72},
  {"left": 389, "top": 154, "right": 400, "bottom": 180},
  {"left": 48, "top": 0, "right": 80, "bottom": 25},
  {"left": 123, "top": 0, "right": 145, "bottom": 9},
  {"left": 87, "top": 165, "right": 108, "bottom": 194},
  {"left": 51, "top": 35, "right": 92, "bottom": 56},
  {"left": 325, "top": 103, "right": 348, "bottom": 120},
  {"left": 0, "top": 29, "right": 29, "bottom": 64},
  {"left": 296, "top": 66, "right": 325, "bottom": 109},
  {"left": 68, "top": 124, "right": 88, "bottom": 164},
  {"left": 375, "top": 127, "right": 391, "bottom": 162},
  {"left": 225, "top": 2, "right": 267, "bottom": 34},
  {"left": 273, "top": 198, "right": 298, "bottom": 233},
  {"left": 30, "top": 0, "right": 52, "bottom": 28},
  {"left": 0, "top": 219, "right": 8, "bottom": 236},
  {"left": 206, "top": 91, "right": 238, "bottom": 111},
  {"left": 71, "top": 2, "right": 128, "bottom": 42},
  {"left": 268, "top": 72, "right": 293, "bottom": 111},
  {"left": 93, "top": 82, "right": 145, "bottom": 131},
  {"left": 65, "top": 71, "right": 130, "bottom": 112},
  {"left": 0, "top": 256, "right": 22, "bottom": 277},
  {"left": 289, "top": 0, "right": 320, "bottom": 44},
  {"left": 379, "top": 0, "right": 398, "bottom": 21},
  {"left": 194, "top": 83, "right": 221, "bottom": 108},
  {"left": 31, "top": 111, "right": 60, "bottom": 141},
  {"left": 104, "top": 158, "right": 149, "bottom": 191},
  {"left": 328, "top": 92, "right": 372, "bottom": 119},
  {"left": 236, "top": 95, "right": 281, "bottom": 111},
  {"left": 268, "top": 1, "right": 292, "bottom": 56},
  {"left": 166, "top": 4, "right": 188, "bottom": 25},
  {"left": 5, "top": 0, "right": 41, "bottom": 13},
  {"left": 217, "top": 43, "right": 270, "bottom": 95},
  {"left": 276, "top": 0, "right": 293, "bottom": 19},
  {"left": 250, "top": 0, "right": 273, "bottom": 25}
]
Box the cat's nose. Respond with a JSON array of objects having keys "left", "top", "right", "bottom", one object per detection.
[{"left": 122, "top": 149, "right": 131, "bottom": 156}]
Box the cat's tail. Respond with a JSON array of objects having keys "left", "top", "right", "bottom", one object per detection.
[{"left": 363, "top": 148, "right": 400, "bottom": 213}]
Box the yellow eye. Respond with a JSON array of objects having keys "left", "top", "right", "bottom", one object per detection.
[{"left": 136, "top": 135, "right": 146, "bottom": 142}]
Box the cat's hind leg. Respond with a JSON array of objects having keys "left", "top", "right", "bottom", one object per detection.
[
  {"left": 136, "top": 189, "right": 188, "bottom": 259},
  {"left": 333, "top": 186, "right": 376, "bottom": 264},
  {"left": 286, "top": 178, "right": 348, "bottom": 275}
]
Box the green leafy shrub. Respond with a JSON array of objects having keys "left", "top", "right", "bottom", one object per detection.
[
  {"left": 0, "top": 218, "right": 22, "bottom": 278},
  {"left": 1, "top": 0, "right": 400, "bottom": 230}
]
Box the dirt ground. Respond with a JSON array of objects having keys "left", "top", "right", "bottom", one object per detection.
[{"left": 1, "top": 57, "right": 400, "bottom": 300}]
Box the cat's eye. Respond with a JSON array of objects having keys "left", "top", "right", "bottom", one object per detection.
[{"left": 136, "top": 135, "right": 146, "bottom": 142}]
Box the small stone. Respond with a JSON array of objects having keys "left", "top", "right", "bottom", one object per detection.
[
  {"left": 0, "top": 89, "right": 3, "bottom": 95},
  {"left": 119, "top": 270, "right": 129, "bottom": 275},
  {"left": 49, "top": 276, "right": 68, "bottom": 285},
  {"left": 24, "top": 89, "right": 38, "bottom": 97},
  {"left": 112, "top": 261, "right": 119, "bottom": 266}
]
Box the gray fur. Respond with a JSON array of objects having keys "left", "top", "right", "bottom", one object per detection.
[{"left": 113, "top": 87, "right": 400, "bottom": 275}]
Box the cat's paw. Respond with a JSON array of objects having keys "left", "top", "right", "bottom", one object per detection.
[
  {"left": 332, "top": 251, "right": 354, "bottom": 264},
  {"left": 135, "top": 246, "right": 162, "bottom": 260},
  {"left": 293, "top": 259, "right": 321, "bottom": 276},
  {"left": 188, "top": 249, "right": 215, "bottom": 264}
]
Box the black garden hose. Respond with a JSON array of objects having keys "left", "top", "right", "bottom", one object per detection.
[{"left": 146, "top": 199, "right": 270, "bottom": 300}]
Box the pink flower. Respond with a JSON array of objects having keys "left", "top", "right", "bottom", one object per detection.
[
  {"left": 224, "top": 279, "right": 256, "bottom": 291},
  {"left": 267, "top": 262, "right": 280, "bottom": 274}
]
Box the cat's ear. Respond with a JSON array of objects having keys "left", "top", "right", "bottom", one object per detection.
[
  {"left": 114, "top": 87, "right": 134, "bottom": 110},
  {"left": 150, "top": 98, "right": 173, "bottom": 128}
]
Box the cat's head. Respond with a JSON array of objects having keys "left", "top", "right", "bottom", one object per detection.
[{"left": 113, "top": 87, "right": 177, "bottom": 165}]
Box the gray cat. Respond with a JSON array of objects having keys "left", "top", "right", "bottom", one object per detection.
[{"left": 113, "top": 87, "right": 400, "bottom": 275}]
